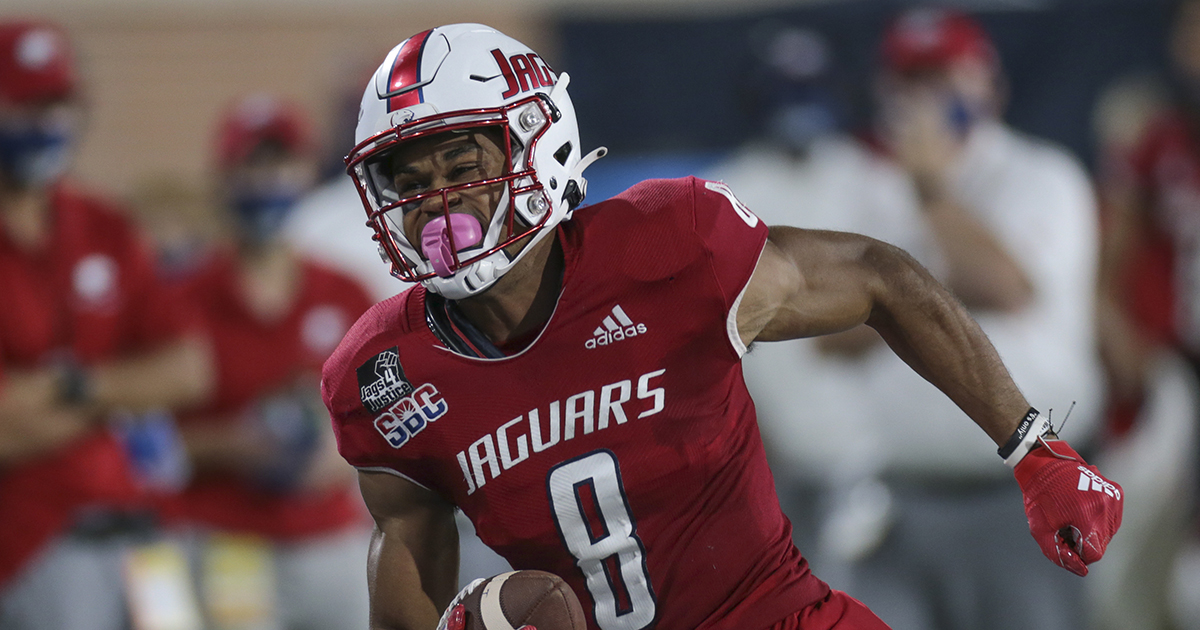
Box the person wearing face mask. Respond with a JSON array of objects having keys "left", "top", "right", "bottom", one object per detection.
[
  {"left": 1100, "top": 0, "right": 1200, "bottom": 483},
  {"left": 817, "top": 8, "right": 1103, "bottom": 630},
  {"left": 0, "top": 20, "right": 215, "bottom": 630},
  {"left": 157, "top": 94, "right": 376, "bottom": 630},
  {"left": 1099, "top": 3, "right": 1200, "bottom": 625}
]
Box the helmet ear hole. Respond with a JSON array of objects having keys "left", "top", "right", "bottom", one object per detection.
[{"left": 554, "top": 142, "right": 573, "bottom": 166}]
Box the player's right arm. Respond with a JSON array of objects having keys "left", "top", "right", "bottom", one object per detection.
[{"left": 358, "top": 469, "right": 460, "bottom": 630}]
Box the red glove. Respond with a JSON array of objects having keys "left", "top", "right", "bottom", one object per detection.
[
  {"left": 437, "top": 595, "right": 536, "bottom": 630},
  {"left": 1013, "top": 440, "right": 1123, "bottom": 576},
  {"left": 443, "top": 605, "right": 467, "bottom": 630}
]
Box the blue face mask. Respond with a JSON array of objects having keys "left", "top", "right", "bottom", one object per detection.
[
  {"left": 0, "top": 126, "right": 71, "bottom": 188},
  {"left": 768, "top": 99, "right": 840, "bottom": 154},
  {"left": 764, "top": 83, "right": 842, "bottom": 154},
  {"left": 231, "top": 187, "right": 302, "bottom": 243},
  {"left": 946, "top": 94, "right": 976, "bottom": 137}
]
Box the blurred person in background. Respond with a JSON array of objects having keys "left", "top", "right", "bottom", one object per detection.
[
  {"left": 1087, "top": 71, "right": 1197, "bottom": 630},
  {"left": 286, "top": 59, "right": 407, "bottom": 302},
  {"left": 704, "top": 24, "right": 938, "bottom": 576},
  {"left": 1097, "top": 1, "right": 1200, "bottom": 626},
  {"left": 820, "top": 8, "right": 1103, "bottom": 630},
  {"left": 0, "top": 19, "right": 214, "bottom": 630},
  {"left": 163, "top": 94, "right": 373, "bottom": 630},
  {"left": 128, "top": 175, "right": 222, "bottom": 283}
]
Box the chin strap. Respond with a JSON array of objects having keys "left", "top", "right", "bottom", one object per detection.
[{"left": 563, "top": 146, "right": 608, "bottom": 213}]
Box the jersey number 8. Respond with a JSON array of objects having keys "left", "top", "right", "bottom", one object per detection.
[{"left": 547, "top": 450, "right": 656, "bottom": 630}]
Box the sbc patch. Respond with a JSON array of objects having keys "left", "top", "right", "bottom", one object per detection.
[
  {"left": 373, "top": 383, "right": 448, "bottom": 449},
  {"left": 357, "top": 347, "right": 413, "bottom": 413}
]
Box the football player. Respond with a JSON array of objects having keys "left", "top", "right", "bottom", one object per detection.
[
  {"left": 0, "top": 20, "right": 212, "bottom": 629},
  {"left": 322, "top": 24, "right": 1124, "bottom": 630}
]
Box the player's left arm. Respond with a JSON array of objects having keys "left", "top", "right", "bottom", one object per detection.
[
  {"left": 740, "top": 226, "right": 1027, "bottom": 442},
  {"left": 738, "top": 225, "right": 1123, "bottom": 575}
]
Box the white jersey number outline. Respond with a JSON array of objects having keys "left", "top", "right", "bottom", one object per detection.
[
  {"left": 546, "top": 450, "right": 656, "bottom": 630},
  {"left": 704, "top": 180, "right": 759, "bottom": 228}
]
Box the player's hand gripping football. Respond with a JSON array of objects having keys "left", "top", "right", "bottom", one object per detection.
[
  {"left": 1014, "top": 439, "right": 1123, "bottom": 576},
  {"left": 436, "top": 578, "right": 484, "bottom": 630},
  {"left": 435, "top": 576, "right": 537, "bottom": 630}
]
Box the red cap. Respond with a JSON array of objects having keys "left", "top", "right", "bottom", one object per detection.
[
  {"left": 216, "top": 94, "right": 312, "bottom": 170},
  {"left": 881, "top": 8, "right": 998, "bottom": 74},
  {"left": 0, "top": 21, "right": 76, "bottom": 105}
]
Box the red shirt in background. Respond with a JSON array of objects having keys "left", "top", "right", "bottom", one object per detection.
[
  {"left": 0, "top": 182, "right": 196, "bottom": 586},
  {"left": 168, "top": 252, "right": 373, "bottom": 539},
  {"left": 1120, "top": 110, "right": 1200, "bottom": 351}
]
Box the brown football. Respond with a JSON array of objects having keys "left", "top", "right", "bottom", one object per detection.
[{"left": 459, "top": 570, "right": 587, "bottom": 630}]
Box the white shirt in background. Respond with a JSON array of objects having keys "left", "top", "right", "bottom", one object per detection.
[
  {"left": 286, "top": 177, "right": 410, "bottom": 302},
  {"left": 710, "top": 123, "right": 1102, "bottom": 479},
  {"left": 860, "top": 121, "right": 1104, "bottom": 475},
  {"left": 706, "top": 134, "right": 939, "bottom": 483}
]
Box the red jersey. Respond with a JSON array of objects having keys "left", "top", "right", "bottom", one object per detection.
[
  {"left": 0, "top": 183, "right": 195, "bottom": 586},
  {"left": 324, "top": 177, "right": 829, "bottom": 630},
  {"left": 170, "top": 253, "right": 373, "bottom": 539},
  {"left": 1121, "top": 110, "right": 1200, "bottom": 351}
]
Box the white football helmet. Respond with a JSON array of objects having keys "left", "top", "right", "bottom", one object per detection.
[{"left": 346, "top": 23, "right": 606, "bottom": 299}]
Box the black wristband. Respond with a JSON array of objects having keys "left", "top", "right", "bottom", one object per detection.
[{"left": 997, "top": 407, "right": 1040, "bottom": 459}]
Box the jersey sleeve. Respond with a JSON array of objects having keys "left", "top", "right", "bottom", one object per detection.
[
  {"left": 322, "top": 319, "right": 386, "bottom": 471},
  {"left": 688, "top": 178, "right": 770, "bottom": 357},
  {"left": 689, "top": 178, "right": 770, "bottom": 310},
  {"left": 321, "top": 294, "right": 432, "bottom": 488}
]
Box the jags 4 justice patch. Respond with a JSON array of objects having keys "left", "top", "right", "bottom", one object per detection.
[
  {"left": 357, "top": 347, "right": 413, "bottom": 413},
  {"left": 356, "top": 347, "right": 448, "bottom": 449}
]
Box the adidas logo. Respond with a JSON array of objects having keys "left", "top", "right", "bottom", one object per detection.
[
  {"left": 1076, "top": 466, "right": 1121, "bottom": 500},
  {"left": 585, "top": 304, "right": 648, "bottom": 349}
]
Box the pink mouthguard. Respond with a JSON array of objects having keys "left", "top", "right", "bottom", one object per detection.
[{"left": 421, "top": 214, "right": 483, "bottom": 277}]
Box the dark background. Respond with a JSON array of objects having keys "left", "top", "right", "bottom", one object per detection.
[{"left": 560, "top": 0, "right": 1175, "bottom": 172}]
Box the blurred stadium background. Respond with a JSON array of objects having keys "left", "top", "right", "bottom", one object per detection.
[
  {"left": 0, "top": 0, "right": 1173, "bottom": 196},
  {"left": 1, "top": 0, "right": 1194, "bottom": 628}
]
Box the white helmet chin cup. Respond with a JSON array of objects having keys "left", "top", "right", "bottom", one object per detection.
[
  {"left": 345, "top": 24, "right": 604, "bottom": 299},
  {"left": 426, "top": 254, "right": 502, "bottom": 300}
]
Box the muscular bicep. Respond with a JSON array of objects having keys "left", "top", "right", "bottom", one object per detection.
[
  {"left": 738, "top": 226, "right": 885, "bottom": 344},
  {"left": 359, "top": 470, "right": 459, "bottom": 630}
]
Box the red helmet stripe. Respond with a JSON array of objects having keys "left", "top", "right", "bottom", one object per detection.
[{"left": 386, "top": 29, "right": 433, "bottom": 112}]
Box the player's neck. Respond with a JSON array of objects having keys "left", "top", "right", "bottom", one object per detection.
[
  {"left": 454, "top": 234, "right": 563, "bottom": 347},
  {"left": 0, "top": 186, "right": 53, "bottom": 252}
]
